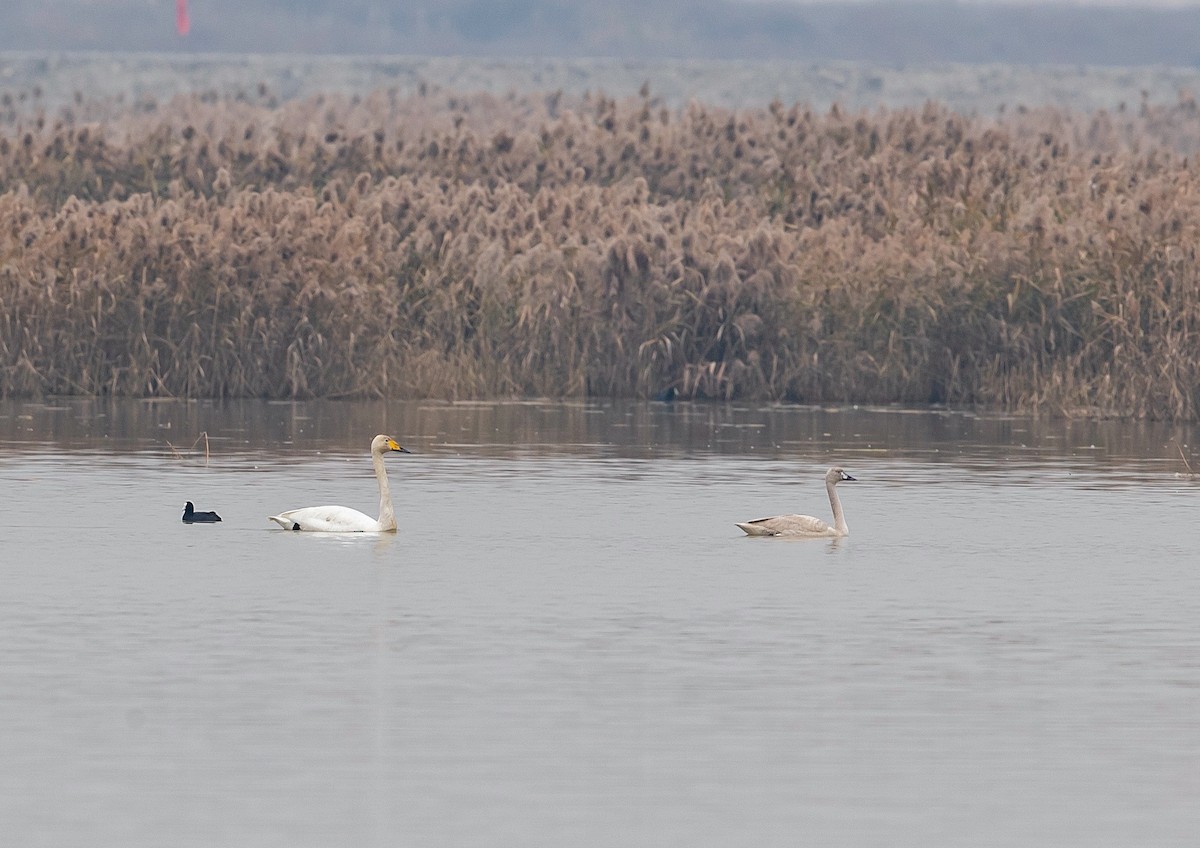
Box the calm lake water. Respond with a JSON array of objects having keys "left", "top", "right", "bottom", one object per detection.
[{"left": 1, "top": 398, "right": 1197, "bottom": 847}]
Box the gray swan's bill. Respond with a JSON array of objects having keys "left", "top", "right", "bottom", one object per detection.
[
  {"left": 268, "top": 434, "right": 411, "bottom": 532},
  {"left": 736, "top": 467, "right": 856, "bottom": 538}
]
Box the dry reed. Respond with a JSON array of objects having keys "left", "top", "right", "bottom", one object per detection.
[{"left": 2, "top": 84, "right": 1200, "bottom": 418}]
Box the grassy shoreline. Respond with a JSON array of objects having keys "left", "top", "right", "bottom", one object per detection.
[{"left": 2, "top": 83, "right": 1200, "bottom": 417}]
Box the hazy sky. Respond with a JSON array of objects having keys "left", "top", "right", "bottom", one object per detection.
[{"left": 7, "top": 0, "right": 1200, "bottom": 66}]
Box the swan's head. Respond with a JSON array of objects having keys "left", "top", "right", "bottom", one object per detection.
[
  {"left": 372, "top": 434, "right": 412, "bottom": 455},
  {"left": 826, "top": 467, "right": 855, "bottom": 484}
]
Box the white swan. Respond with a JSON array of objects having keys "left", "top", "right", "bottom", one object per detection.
[
  {"left": 268, "top": 434, "right": 411, "bottom": 532},
  {"left": 736, "top": 467, "right": 856, "bottom": 537}
]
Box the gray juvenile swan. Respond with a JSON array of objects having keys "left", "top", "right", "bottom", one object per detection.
[
  {"left": 268, "top": 434, "right": 411, "bottom": 532},
  {"left": 736, "top": 467, "right": 856, "bottom": 537}
]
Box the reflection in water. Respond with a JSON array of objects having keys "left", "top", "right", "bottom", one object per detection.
[
  {"left": 1, "top": 397, "right": 1199, "bottom": 472},
  {"left": 266, "top": 528, "right": 400, "bottom": 554}
]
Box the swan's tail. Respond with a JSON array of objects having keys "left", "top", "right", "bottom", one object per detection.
[{"left": 735, "top": 522, "right": 778, "bottom": 537}]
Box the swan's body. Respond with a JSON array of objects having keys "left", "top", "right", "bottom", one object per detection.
[
  {"left": 736, "top": 467, "right": 856, "bottom": 538},
  {"left": 182, "top": 501, "right": 222, "bottom": 523},
  {"left": 268, "top": 435, "right": 411, "bottom": 532}
]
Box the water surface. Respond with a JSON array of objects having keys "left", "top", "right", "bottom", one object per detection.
[{"left": 1, "top": 399, "right": 1197, "bottom": 846}]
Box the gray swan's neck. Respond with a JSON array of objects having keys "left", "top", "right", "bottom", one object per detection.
[{"left": 828, "top": 481, "right": 848, "bottom": 536}]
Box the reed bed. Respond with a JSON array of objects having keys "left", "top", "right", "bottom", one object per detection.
[{"left": 2, "top": 84, "right": 1200, "bottom": 417}]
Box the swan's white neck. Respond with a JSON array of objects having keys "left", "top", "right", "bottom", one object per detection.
[
  {"left": 827, "top": 479, "right": 849, "bottom": 536},
  {"left": 374, "top": 447, "right": 397, "bottom": 532}
]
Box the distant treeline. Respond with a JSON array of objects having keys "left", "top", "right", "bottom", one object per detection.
[
  {"left": 2, "top": 83, "right": 1200, "bottom": 418},
  {"left": 7, "top": 0, "right": 1200, "bottom": 66}
]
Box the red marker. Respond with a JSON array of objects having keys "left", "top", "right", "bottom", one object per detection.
[{"left": 176, "top": 0, "right": 190, "bottom": 36}]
